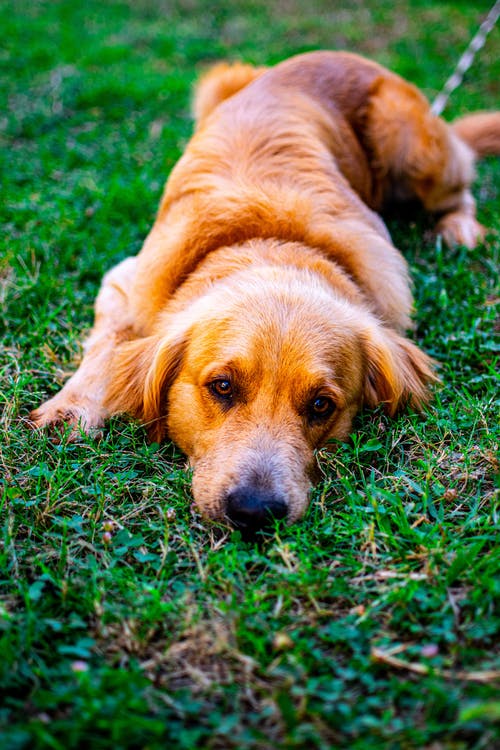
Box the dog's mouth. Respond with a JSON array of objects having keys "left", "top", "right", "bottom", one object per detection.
[{"left": 187, "top": 422, "right": 319, "bottom": 531}]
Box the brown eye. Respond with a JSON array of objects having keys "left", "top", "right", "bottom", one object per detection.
[
  {"left": 209, "top": 379, "right": 233, "bottom": 400},
  {"left": 308, "top": 396, "right": 335, "bottom": 422}
]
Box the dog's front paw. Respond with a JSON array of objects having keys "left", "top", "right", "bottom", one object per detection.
[
  {"left": 29, "top": 394, "right": 106, "bottom": 441},
  {"left": 436, "top": 211, "right": 486, "bottom": 249}
]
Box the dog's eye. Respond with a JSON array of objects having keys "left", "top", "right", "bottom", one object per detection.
[
  {"left": 209, "top": 379, "right": 233, "bottom": 400},
  {"left": 308, "top": 396, "right": 336, "bottom": 422}
]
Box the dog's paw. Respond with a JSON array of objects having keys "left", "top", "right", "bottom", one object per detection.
[
  {"left": 436, "top": 211, "right": 486, "bottom": 249},
  {"left": 29, "top": 395, "right": 106, "bottom": 441}
]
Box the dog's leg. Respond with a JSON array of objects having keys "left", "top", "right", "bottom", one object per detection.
[
  {"left": 436, "top": 113, "right": 500, "bottom": 248},
  {"left": 30, "top": 257, "right": 137, "bottom": 437},
  {"left": 363, "top": 76, "right": 485, "bottom": 248},
  {"left": 315, "top": 219, "right": 415, "bottom": 332},
  {"left": 434, "top": 188, "right": 485, "bottom": 250}
]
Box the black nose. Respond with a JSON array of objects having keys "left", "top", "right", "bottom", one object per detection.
[{"left": 226, "top": 485, "right": 288, "bottom": 531}]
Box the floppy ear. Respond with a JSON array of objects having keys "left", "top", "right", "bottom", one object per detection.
[
  {"left": 362, "top": 326, "right": 438, "bottom": 415},
  {"left": 105, "top": 334, "right": 186, "bottom": 442}
]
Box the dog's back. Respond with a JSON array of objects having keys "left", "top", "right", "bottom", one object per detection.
[
  {"left": 125, "top": 51, "right": 500, "bottom": 333},
  {"left": 189, "top": 52, "right": 383, "bottom": 207},
  {"left": 192, "top": 51, "right": 500, "bottom": 210}
]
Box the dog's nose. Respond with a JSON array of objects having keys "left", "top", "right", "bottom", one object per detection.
[{"left": 226, "top": 485, "right": 288, "bottom": 531}]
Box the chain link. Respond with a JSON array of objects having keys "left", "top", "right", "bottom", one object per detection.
[{"left": 431, "top": 0, "right": 500, "bottom": 116}]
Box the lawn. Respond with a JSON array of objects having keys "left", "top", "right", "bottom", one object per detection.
[{"left": 1, "top": 1, "right": 499, "bottom": 748}]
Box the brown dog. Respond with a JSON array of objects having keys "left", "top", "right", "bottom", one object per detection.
[{"left": 30, "top": 51, "right": 500, "bottom": 530}]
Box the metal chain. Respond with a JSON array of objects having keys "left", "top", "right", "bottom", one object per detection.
[{"left": 431, "top": 0, "right": 500, "bottom": 116}]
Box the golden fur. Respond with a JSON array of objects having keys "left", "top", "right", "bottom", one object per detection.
[{"left": 30, "top": 51, "right": 500, "bottom": 528}]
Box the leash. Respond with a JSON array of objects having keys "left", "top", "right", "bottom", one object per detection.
[{"left": 431, "top": 0, "right": 500, "bottom": 116}]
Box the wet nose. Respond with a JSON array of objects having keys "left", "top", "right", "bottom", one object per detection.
[{"left": 226, "top": 485, "right": 288, "bottom": 531}]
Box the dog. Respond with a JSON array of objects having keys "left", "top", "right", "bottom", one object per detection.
[{"left": 30, "top": 51, "right": 500, "bottom": 531}]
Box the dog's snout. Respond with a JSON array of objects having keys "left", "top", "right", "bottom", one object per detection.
[{"left": 226, "top": 485, "right": 288, "bottom": 531}]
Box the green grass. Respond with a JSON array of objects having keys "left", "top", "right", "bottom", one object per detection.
[{"left": 1, "top": 1, "right": 499, "bottom": 748}]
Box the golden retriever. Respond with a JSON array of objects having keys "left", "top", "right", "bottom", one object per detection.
[{"left": 30, "top": 51, "right": 500, "bottom": 530}]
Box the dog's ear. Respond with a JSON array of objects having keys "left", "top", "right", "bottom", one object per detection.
[
  {"left": 105, "top": 334, "right": 186, "bottom": 443},
  {"left": 362, "top": 326, "right": 437, "bottom": 415}
]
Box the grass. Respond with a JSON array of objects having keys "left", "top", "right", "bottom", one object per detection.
[{"left": 1, "top": 1, "right": 499, "bottom": 748}]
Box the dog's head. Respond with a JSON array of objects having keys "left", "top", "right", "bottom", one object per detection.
[{"left": 106, "top": 263, "right": 434, "bottom": 530}]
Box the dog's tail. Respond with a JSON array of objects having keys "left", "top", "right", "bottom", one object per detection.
[
  {"left": 452, "top": 112, "right": 500, "bottom": 159},
  {"left": 192, "top": 62, "right": 266, "bottom": 126}
]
